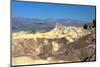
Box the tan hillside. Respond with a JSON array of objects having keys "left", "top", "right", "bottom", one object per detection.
[
  {"left": 13, "top": 24, "right": 90, "bottom": 42},
  {"left": 12, "top": 23, "right": 95, "bottom": 66}
]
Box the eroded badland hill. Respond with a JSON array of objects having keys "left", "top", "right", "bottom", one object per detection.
[{"left": 12, "top": 23, "right": 96, "bottom": 66}]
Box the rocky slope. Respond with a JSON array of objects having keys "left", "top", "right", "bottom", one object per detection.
[{"left": 12, "top": 23, "right": 96, "bottom": 66}]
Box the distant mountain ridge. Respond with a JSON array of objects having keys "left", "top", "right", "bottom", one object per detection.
[{"left": 12, "top": 17, "right": 89, "bottom": 32}]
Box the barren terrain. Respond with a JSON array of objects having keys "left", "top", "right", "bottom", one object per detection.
[{"left": 12, "top": 24, "right": 96, "bottom": 66}]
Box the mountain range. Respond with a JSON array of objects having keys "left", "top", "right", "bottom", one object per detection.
[{"left": 12, "top": 17, "right": 89, "bottom": 32}]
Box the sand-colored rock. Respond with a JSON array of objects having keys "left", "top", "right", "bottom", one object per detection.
[
  {"left": 12, "top": 24, "right": 96, "bottom": 66},
  {"left": 12, "top": 56, "right": 34, "bottom": 65}
]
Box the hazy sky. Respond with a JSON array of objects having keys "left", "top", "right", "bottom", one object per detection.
[{"left": 12, "top": 0, "right": 96, "bottom": 22}]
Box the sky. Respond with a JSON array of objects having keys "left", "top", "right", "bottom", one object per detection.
[{"left": 12, "top": 0, "right": 96, "bottom": 22}]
